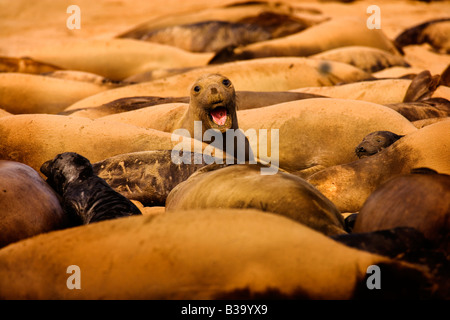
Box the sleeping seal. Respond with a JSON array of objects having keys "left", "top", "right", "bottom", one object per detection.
[{"left": 355, "top": 131, "right": 404, "bottom": 158}]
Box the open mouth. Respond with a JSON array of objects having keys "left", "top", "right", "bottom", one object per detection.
[{"left": 209, "top": 106, "right": 228, "bottom": 126}]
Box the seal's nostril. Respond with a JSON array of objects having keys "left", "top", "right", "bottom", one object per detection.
[{"left": 210, "top": 87, "right": 218, "bottom": 94}]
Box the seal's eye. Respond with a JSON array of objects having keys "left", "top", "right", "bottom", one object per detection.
[
  {"left": 194, "top": 85, "right": 201, "bottom": 92},
  {"left": 222, "top": 79, "right": 231, "bottom": 87}
]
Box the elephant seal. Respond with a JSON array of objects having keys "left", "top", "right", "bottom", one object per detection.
[
  {"left": 2, "top": 39, "right": 214, "bottom": 80},
  {"left": 209, "top": 17, "right": 400, "bottom": 63},
  {"left": 307, "top": 120, "right": 450, "bottom": 213},
  {"left": 166, "top": 163, "right": 346, "bottom": 236},
  {"left": 140, "top": 20, "right": 272, "bottom": 53},
  {"left": 293, "top": 79, "right": 413, "bottom": 105},
  {"left": 237, "top": 98, "right": 417, "bottom": 177},
  {"left": 0, "top": 73, "right": 109, "bottom": 114},
  {"left": 64, "top": 57, "right": 373, "bottom": 111},
  {"left": 385, "top": 98, "right": 450, "bottom": 121},
  {"left": 310, "top": 46, "right": 410, "bottom": 73},
  {"left": 394, "top": 18, "right": 450, "bottom": 53},
  {"left": 116, "top": 1, "right": 305, "bottom": 39},
  {"left": 0, "top": 160, "right": 68, "bottom": 248},
  {"left": 175, "top": 73, "right": 253, "bottom": 163},
  {"left": 355, "top": 131, "right": 404, "bottom": 158},
  {"left": 64, "top": 91, "right": 323, "bottom": 119},
  {"left": 0, "top": 209, "right": 435, "bottom": 299},
  {"left": 0, "top": 56, "right": 61, "bottom": 74},
  {"left": 403, "top": 70, "right": 441, "bottom": 103},
  {"left": 0, "top": 114, "right": 210, "bottom": 175},
  {"left": 92, "top": 150, "right": 218, "bottom": 206},
  {"left": 40, "top": 152, "right": 142, "bottom": 224},
  {"left": 353, "top": 169, "right": 450, "bottom": 252},
  {"left": 177, "top": 73, "right": 238, "bottom": 136}
]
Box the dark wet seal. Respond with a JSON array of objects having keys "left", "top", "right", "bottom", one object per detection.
[
  {"left": 92, "top": 150, "right": 221, "bottom": 206},
  {"left": 41, "top": 152, "right": 142, "bottom": 225},
  {"left": 355, "top": 131, "right": 404, "bottom": 158}
]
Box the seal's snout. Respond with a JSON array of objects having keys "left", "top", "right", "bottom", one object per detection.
[
  {"left": 40, "top": 159, "right": 53, "bottom": 177},
  {"left": 210, "top": 87, "right": 218, "bottom": 94},
  {"left": 355, "top": 146, "right": 366, "bottom": 153}
]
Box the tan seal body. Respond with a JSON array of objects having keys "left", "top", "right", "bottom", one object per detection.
[
  {"left": 307, "top": 120, "right": 450, "bottom": 213},
  {"left": 0, "top": 160, "right": 68, "bottom": 248},
  {"left": 0, "top": 73, "right": 108, "bottom": 114},
  {"left": 210, "top": 18, "right": 400, "bottom": 63},
  {"left": 0, "top": 209, "right": 432, "bottom": 299},
  {"left": 0, "top": 56, "right": 61, "bottom": 74},
  {"left": 237, "top": 98, "right": 417, "bottom": 177},
  {"left": 64, "top": 57, "right": 373, "bottom": 111},
  {"left": 2, "top": 39, "right": 213, "bottom": 80},
  {"left": 0, "top": 114, "right": 210, "bottom": 175},
  {"left": 166, "top": 164, "right": 346, "bottom": 236}
]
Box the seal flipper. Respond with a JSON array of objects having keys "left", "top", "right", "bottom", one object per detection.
[{"left": 403, "top": 70, "right": 440, "bottom": 102}]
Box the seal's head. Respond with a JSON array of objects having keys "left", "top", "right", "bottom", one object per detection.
[
  {"left": 355, "top": 131, "right": 404, "bottom": 158},
  {"left": 40, "top": 152, "right": 94, "bottom": 194},
  {"left": 190, "top": 73, "right": 238, "bottom": 133}
]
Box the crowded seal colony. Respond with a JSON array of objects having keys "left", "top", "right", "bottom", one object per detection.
[{"left": 0, "top": 0, "right": 449, "bottom": 299}]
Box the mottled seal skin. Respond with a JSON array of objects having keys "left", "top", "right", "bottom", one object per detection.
[
  {"left": 40, "top": 152, "right": 142, "bottom": 225},
  {"left": 141, "top": 20, "right": 272, "bottom": 53},
  {"left": 0, "top": 160, "right": 69, "bottom": 248},
  {"left": 166, "top": 163, "right": 346, "bottom": 236},
  {"left": 355, "top": 131, "right": 404, "bottom": 158},
  {"left": 92, "top": 150, "right": 219, "bottom": 206}
]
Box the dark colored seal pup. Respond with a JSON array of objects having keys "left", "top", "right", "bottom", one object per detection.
[
  {"left": 355, "top": 130, "right": 404, "bottom": 158},
  {"left": 40, "top": 152, "right": 142, "bottom": 224}
]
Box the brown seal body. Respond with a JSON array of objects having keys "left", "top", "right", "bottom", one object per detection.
[
  {"left": 307, "top": 120, "right": 450, "bottom": 213},
  {"left": 353, "top": 170, "right": 450, "bottom": 252},
  {"left": 166, "top": 163, "right": 346, "bottom": 236},
  {"left": 0, "top": 160, "right": 68, "bottom": 248}
]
